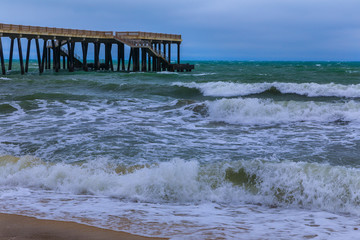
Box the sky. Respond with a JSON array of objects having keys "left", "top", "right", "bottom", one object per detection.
[{"left": 1, "top": 0, "right": 360, "bottom": 61}]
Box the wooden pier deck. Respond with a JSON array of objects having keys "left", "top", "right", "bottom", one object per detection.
[{"left": 0, "top": 23, "right": 194, "bottom": 74}]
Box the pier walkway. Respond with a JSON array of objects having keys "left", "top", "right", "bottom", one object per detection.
[{"left": 0, "top": 23, "right": 194, "bottom": 75}]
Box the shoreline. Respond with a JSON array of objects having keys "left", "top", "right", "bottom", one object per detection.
[{"left": 0, "top": 213, "right": 167, "bottom": 240}]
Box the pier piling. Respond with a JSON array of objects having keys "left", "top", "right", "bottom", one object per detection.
[{"left": 0, "top": 37, "right": 5, "bottom": 75}]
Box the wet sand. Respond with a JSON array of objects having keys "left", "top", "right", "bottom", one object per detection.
[{"left": 0, "top": 213, "right": 167, "bottom": 240}]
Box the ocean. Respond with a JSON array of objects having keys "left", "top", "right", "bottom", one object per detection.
[{"left": 1, "top": 61, "right": 360, "bottom": 239}]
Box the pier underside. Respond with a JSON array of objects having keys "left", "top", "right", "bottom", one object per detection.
[{"left": 0, "top": 23, "right": 194, "bottom": 75}]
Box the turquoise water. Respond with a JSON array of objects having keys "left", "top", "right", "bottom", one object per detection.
[{"left": 1, "top": 61, "right": 360, "bottom": 239}]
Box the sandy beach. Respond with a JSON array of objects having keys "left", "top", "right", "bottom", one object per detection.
[{"left": 0, "top": 213, "right": 167, "bottom": 240}]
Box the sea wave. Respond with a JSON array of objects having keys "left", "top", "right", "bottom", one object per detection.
[
  {"left": 206, "top": 98, "right": 360, "bottom": 124},
  {"left": 1, "top": 155, "right": 360, "bottom": 215},
  {"left": 174, "top": 81, "right": 360, "bottom": 98}
]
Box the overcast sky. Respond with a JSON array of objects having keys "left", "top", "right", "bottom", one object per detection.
[{"left": 2, "top": 0, "right": 360, "bottom": 60}]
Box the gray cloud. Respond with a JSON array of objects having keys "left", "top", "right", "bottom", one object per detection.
[{"left": 1, "top": 0, "right": 360, "bottom": 60}]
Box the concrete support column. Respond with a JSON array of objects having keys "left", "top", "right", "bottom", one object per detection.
[
  {"left": 177, "top": 43, "right": 180, "bottom": 64},
  {"left": 0, "top": 37, "right": 6, "bottom": 75},
  {"left": 17, "top": 38, "right": 25, "bottom": 75}
]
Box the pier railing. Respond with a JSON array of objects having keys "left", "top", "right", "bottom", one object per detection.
[
  {"left": 115, "top": 32, "right": 181, "bottom": 42},
  {"left": 0, "top": 23, "right": 113, "bottom": 39},
  {"left": 0, "top": 23, "right": 181, "bottom": 42}
]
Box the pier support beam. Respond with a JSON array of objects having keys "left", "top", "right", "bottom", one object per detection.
[
  {"left": 67, "top": 41, "right": 75, "bottom": 72},
  {"left": 52, "top": 40, "right": 56, "bottom": 70},
  {"left": 0, "top": 37, "right": 6, "bottom": 75},
  {"left": 177, "top": 43, "right": 180, "bottom": 64},
  {"left": 148, "top": 53, "right": 151, "bottom": 72},
  {"left": 117, "top": 43, "right": 125, "bottom": 71},
  {"left": 163, "top": 43, "right": 166, "bottom": 59},
  {"left": 35, "top": 39, "right": 41, "bottom": 73},
  {"left": 41, "top": 39, "right": 47, "bottom": 73},
  {"left": 104, "top": 43, "right": 113, "bottom": 71},
  {"left": 17, "top": 38, "right": 25, "bottom": 75},
  {"left": 47, "top": 46, "right": 51, "bottom": 69},
  {"left": 94, "top": 42, "right": 100, "bottom": 70},
  {"left": 141, "top": 48, "right": 147, "bottom": 72},
  {"left": 105, "top": 43, "right": 110, "bottom": 70},
  {"left": 25, "top": 38, "right": 31, "bottom": 73},
  {"left": 109, "top": 44, "right": 114, "bottom": 71},
  {"left": 57, "top": 42, "right": 61, "bottom": 71},
  {"left": 52, "top": 40, "right": 59, "bottom": 72},
  {"left": 81, "top": 42, "right": 88, "bottom": 71},
  {"left": 132, "top": 48, "right": 137, "bottom": 72},
  {"left": 121, "top": 44, "right": 125, "bottom": 71},
  {"left": 168, "top": 43, "right": 171, "bottom": 63},
  {"left": 128, "top": 48, "right": 133, "bottom": 72},
  {"left": 152, "top": 55, "right": 156, "bottom": 72},
  {"left": 8, "top": 38, "right": 14, "bottom": 71}
]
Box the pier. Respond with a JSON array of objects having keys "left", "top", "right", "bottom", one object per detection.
[{"left": 0, "top": 23, "right": 194, "bottom": 75}]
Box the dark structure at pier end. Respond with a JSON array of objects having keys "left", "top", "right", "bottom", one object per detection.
[{"left": 0, "top": 23, "right": 194, "bottom": 75}]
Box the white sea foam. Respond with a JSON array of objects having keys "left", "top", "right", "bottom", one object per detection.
[
  {"left": 1, "top": 156, "right": 360, "bottom": 213},
  {"left": 1, "top": 156, "right": 360, "bottom": 238},
  {"left": 174, "top": 81, "right": 360, "bottom": 98},
  {"left": 207, "top": 98, "right": 360, "bottom": 124}
]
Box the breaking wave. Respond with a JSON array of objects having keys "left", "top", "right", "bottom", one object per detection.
[
  {"left": 174, "top": 81, "right": 360, "bottom": 98},
  {"left": 206, "top": 98, "right": 360, "bottom": 124},
  {"left": 1, "top": 155, "right": 360, "bottom": 215}
]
